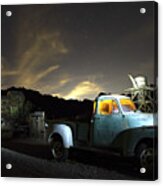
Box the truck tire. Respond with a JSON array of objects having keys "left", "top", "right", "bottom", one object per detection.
[
  {"left": 51, "top": 135, "right": 69, "bottom": 161},
  {"left": 136, "top": 142, "right": 155, "bottom": 174}
]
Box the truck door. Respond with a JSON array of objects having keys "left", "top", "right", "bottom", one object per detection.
[{"left": 93, "top": 98, "right": 125, "bottom": 147}]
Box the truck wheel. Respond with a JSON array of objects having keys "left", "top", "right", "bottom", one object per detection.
[
  {"left": 136, "top": 143, "right": 155, "bottom": 174},
  {"left": 51, "top": 136, "right": 68, "bottom": 161}
]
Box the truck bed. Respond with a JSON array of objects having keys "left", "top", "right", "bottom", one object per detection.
[{"left": 61, "top": 120, "right": 91, "bottom": 146}]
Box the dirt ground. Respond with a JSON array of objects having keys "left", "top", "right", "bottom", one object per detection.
[{"left": 1, "top": 138, "right": 154, "bottom": 180}]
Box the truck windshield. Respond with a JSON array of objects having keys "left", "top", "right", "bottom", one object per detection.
[{"left": 120, "top": 99, "right": 136, "bottom": 112}]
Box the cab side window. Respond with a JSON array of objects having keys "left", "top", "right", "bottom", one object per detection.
[
  {"left": 98, "top": 100, "right": 112, "bottom": 115},
  {"left": 98, "top": 99, "right": 119, "bottom": 115}
]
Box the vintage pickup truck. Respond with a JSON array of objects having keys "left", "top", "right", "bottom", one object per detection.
[{"left": 48, "top": 94, "right": 157, "bottom": 172}]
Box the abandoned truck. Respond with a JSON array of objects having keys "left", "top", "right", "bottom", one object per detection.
[{"left": 48, "top": 94, "right": 157, "bottom": 171}]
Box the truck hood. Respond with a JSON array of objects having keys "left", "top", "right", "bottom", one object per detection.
[{"left": 125, "top": 112, "right": 156, "bottom": 128}]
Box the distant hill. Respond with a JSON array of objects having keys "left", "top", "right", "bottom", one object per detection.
[{"left": 1, "top": 87, "right": 93, "bottom": 120}]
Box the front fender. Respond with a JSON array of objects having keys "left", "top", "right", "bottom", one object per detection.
[
  {"left": 48, "top": 124, "right": 74, "bottom": 148},
  {"left": 111, "top": 126, "right": 157, "bottom": 157}
]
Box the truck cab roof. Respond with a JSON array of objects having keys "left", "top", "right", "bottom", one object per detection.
[{"left": 98, "top": 94, "right": 130, "bottom": 101}]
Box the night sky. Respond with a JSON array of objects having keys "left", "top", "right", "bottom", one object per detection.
[{"left": 1, "top": 2, "right": 156, "bottom": 100}]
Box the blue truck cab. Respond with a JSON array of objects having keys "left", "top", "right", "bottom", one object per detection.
[{"left": 48, "top": 94, "right": 157, "bottom": 172}]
